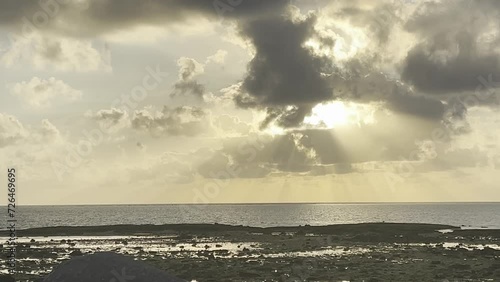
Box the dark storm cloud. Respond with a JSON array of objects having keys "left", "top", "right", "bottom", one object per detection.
[
  {"left": 0, "top": 0, "right": 447, "bottom": 126},
  {"left": 0, "top": 0, "right": 288, "bottom": 36},
  {"left": 329, "top": 71, "right": 448, "bottom": 121},
  {"left": 1, "top": 0, "right": 328, "bottom": 127},
  {"left": 3, "top": 0, "right": 495, "bottom": 127},
  {"left": 386, "top": 92, "right": 445, "bottom": 120},
  {"left": 236, "top": 14, "right": 334, "bottom": 109},
  {"left": 401, "top": 0, "right": 500, "bottom": 95},
  {"left": 402, "top": 36, "right": 500, "bottom": 94}
]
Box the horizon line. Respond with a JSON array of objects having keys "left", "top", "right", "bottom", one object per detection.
[{"left": 4, "top": 201, "right": 500, "bottom": 207}]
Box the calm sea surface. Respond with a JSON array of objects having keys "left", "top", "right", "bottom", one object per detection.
[{"left": 2, "top": 203, "right": 500, "bottom": 230}]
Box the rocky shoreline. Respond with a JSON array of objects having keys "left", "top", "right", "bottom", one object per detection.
[{"left": 1, "top": 223, "right": 500, "bottom": 281}]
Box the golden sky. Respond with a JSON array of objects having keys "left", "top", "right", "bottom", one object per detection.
[{"left": 1, "top": 0, "right": 500, "bottom": 204}]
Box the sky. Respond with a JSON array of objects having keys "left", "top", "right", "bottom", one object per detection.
[{"left": 1, "top": 0, "right": 500, "bottom": 205}]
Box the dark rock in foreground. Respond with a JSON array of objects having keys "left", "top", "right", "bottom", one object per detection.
[
  {"left": 0, "top": 274, "right": 15, "bottom": 282},
  {"left": 42, "top": 252, "right": 186, "bottom": 282}
]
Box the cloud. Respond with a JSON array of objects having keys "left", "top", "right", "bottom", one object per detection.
[
  {"left": 10, "top": 77, "right": 82, "bottom": 108},
  {"left": 124, "top": 151, "right": 197, "bottom": 184},
  {"left": 131, "top": 106, "right": 208, "bottom": 137},
  {"left": 170, "top": 52, "right": 229, "bottom": 100},
  {"left": 235, "top": 12, "right": 335, "bottom": 127},
  {"left": 197, "top": 106, "right": 473, "bottom": 178},
  {"left": 2, "top": 34, "right": 112, "bottom": 72},
  {"left": 2, "top": 0, "right": 333, "bottom": 127},
  {"left": 205, "top": 49, "right": 228, "bottom": 65},
  {"left": 328, "top": 70, "right": 448, "bottom": 122},
  {"left": 401, "top": 0, "right": 500, "bottom": 95},
  {"left": 326, "top": 0, "right": 403, "bottom": 45},
  {"left": 0, "top": 113, "right": 28, "bottom": 147},
  {"left": 171, "top": 57, "right": 205, "bottom": 98},
  {"left": 86, "top": 108, "right": 130, "bottom": 132},
  {"left": 36, "top": 119, "right": 62, "bottom": 143},
  {"left": 214, "top": 114, "right": 252, "bottom": 136},
  {"left": 177, "top": 57, "right": 204, "bottom": 80},
  {"left": 197, "top": 151, "right": 271, "bottom": 179},
  {"left": 0, "top": 114, "right": 63, "bottom": 147},
  {"left": 3, "top": 0, "right": 461, "bottom": 128},
  {"left": 0, "top": 0, "right": 287, "bottom": 36}
]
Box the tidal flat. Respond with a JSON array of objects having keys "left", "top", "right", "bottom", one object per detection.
[{"left": 1, "top": 223, "right": 500, "bottom": 281}]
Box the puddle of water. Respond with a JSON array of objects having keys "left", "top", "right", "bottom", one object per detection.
[
  {"left": 441, "top": 242, "right": 500, "bottom": 250},
  {"left": 4, "top": 235, "right": 170, "bottom": 243},
  {"left": 266, "top": 247, "right": 370, "bottom": 258},
  {"left": 10, "top": 236, "right": 262, "bottom": 255},
  {"left": 407, "top": 242, "right": 500, "bottom": 251},
  {"left": 437, "top": 229, "right": 454, "bottom": 234}
]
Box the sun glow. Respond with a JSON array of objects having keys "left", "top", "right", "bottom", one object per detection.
[
  {"left": 304, "top": 101, "right": 350, "bottom": 128},
  {"left": 260, "top": 102, "right": 377, "bottom": 136},
  {"left": 303, "top": 101, "right": 375, "bottom": 129}
]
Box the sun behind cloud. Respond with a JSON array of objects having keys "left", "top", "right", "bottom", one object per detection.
[{"left": 303, "top": 101, "right": 375, "bottom": 129}]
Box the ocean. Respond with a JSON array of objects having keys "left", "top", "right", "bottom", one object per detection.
[{"left": 2, "top": 202, "right": 500, "bottom": 230}]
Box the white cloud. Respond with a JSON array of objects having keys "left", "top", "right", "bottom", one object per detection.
[
  {"left": 10, "top": 77, "right": 83, "bottom": 108},
  {"left": 0, "top": 114, "right": 63, "bottom": 148},
  {"left": 205, "top": 49, "right": 228, "bottom": 65},
  {"left": 177, "top": 57, "right": 205, "bottom": 80},
  {"left": 85, "top": 108, "right": 130, "bottom": 133},
  {"left": 1, "top": 34, "right": 111, "bottom": 72},
  {"left": 35, "top": 119, "right": 63, "bottom": 144},
  {"left": 0, "top": 113, "right": 28, "bottom": 147}
]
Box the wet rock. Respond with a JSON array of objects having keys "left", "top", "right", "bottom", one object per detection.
[
  {"left": 239, "top": 271, "right": 260, "bottom": 278},
  {"left": 42, "top": 252, "right": 186, "bottom": 282},
  {"left": 434, "top": 273, "right": 446, "bottom": 279},
  {"left": 450, "top": 263, "right": 471, "bottom": 270},
  {"left": 0, "top": 275, "right": 15, "bottom": 282},
  {"left": 69, "top": 250, "right": 83, "bottom": 256},
  {"left": 483, "top": 247, "right": 497, "bottom": 255}
]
